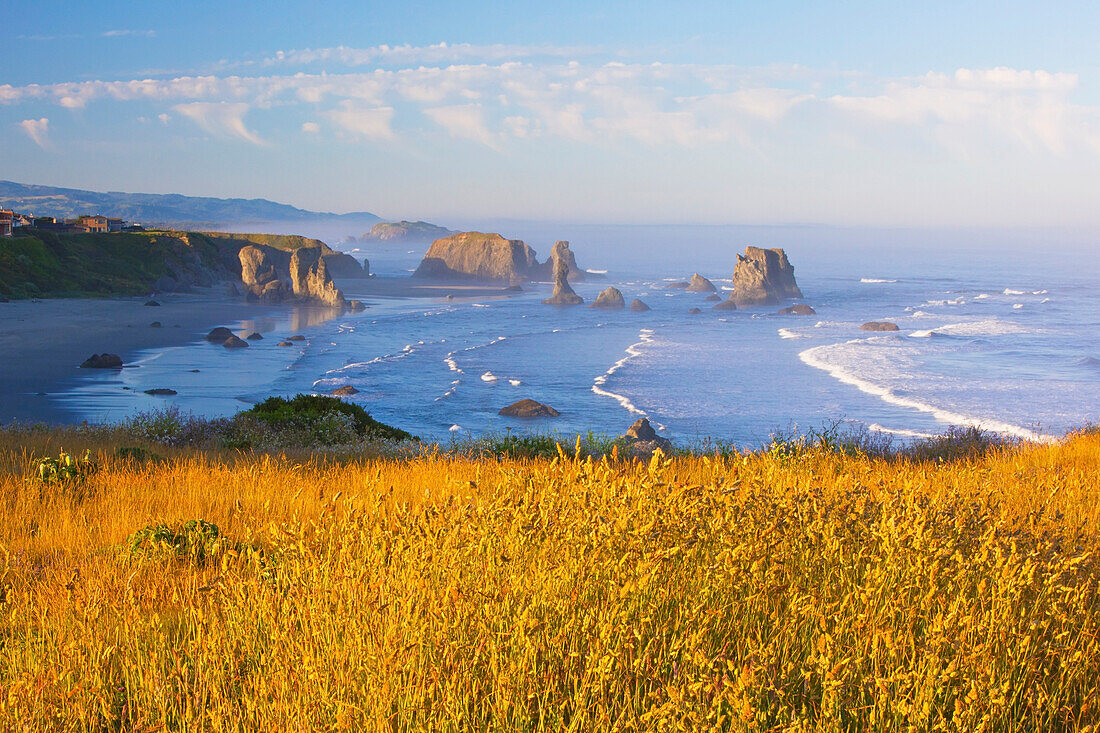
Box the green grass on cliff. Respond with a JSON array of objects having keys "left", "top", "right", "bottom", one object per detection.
[
  {"left": 200, "top": 231, "right": 335, "bottom": 254},
  {"left": 0, "top": 230, "right": 229, "bottom": 299}
]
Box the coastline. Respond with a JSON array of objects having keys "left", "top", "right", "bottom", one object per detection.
[{"left": 0, "top": 291, "right": 308, "bottom": 425}]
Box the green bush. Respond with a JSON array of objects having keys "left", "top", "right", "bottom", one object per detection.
[
  {"left": 126, "top": 519, "right": 227, "bottom": 564},
  {"left": 30, "top": 449, "right": 97, "bottom": 485},
  {"left": 240, "top": 394, "right": 415, "bottom": 444}
]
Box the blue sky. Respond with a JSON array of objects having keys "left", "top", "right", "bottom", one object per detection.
[{"left": 3, "top": 1, "right": 1099, "bottom": 226}]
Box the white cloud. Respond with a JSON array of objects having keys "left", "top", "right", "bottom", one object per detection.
[
  {"left": 301, "top": 121, "right": 320, "bottom": 134},
  {"left": 423, "top": 104, "right": 497, "bottom": 147},
  {"left": 326, "top": 102, "right": 395, "bottom": 140},
  {"left": 103, "top": 29, "right": 156, "bottom": 38},
  {"left": 157, "top": 113, "right": 171, "bottom": 124},
  {"left": 172, "top": 102, "right": 264, "bottom": 144},
  {"left": 18, "top": 117, "right": 49, "bottom": 148}
]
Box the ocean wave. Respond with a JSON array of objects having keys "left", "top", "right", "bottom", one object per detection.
[
  {"left": 867, "top": 424, "right": 938, "bottom": 439},
  {"left": 974, "top": 293, "right": 991, "bottom": 300},
  {"left": 1013, "top": 303, "right": 1023, "bottom": 309},
  {"left": 1075, "top": 356, "right": 1100, "bottom": 371},
  {"left": 1003, "top": 288, "right": 1027, "bottom": 295},
  {"left": 586, "top": 269, "right": 608, "bottom": 274},
  {"left": 509, "top": 379, "right": 522, "bottom": 386},
  {"left": 909, "top": 320, "right": 1027, "bottom": 339},
  {"left": 860, "top": 278, "right": 898, "bottom": 283},
  {"left": 923, "top": 297, "right": 966, "bottom": 307},
  {"left": 777, "top": 328, "right": 805, "bottom": 340},
  {"left": 480, "top": 371, "right": 498, "bottom": 382},
  {"left": 799, "top": 342, "right": 1052, "bottom": 442},
  {"left": 591, "top": 329, "right": 654, "bottom": 417}
]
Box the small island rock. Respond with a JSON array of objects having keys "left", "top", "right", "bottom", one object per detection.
[
  {"left": 205, "top": 327, "right": 235, "bottom": 343},
  {"left": 590, "top": 286, "right": 625, "bottom": 309},
  {"left": 246, "top": 332, "right": 263, "bottom": 340},
  {"left": 860, "top": 321, "right": 900, "bottom": 332},
  {"left": 144, "top": 388, "right": 177, "bottom": 396},
  {"left": 80, "top": 353, "right": 123, "bottom": 369},
  {"left": 630, "top": 299, "right": 651, "bottom": 312},
  {"left": 778, "top": 304, "right": 817, "bottom": 315},
  {"left": 686, "top": 273, "right": 718, "bottom": 292},
  {"left": 222, "top": 335, "right": 249, "bottom": 349},
  {"left": 332, "top": 385, "right": 360, "bottom": 396},
  {"left": 499, "top": 399, "right": 561, "bottom": 417},
  {"left": 542, "top": 242, "right": 584, "bottom": 305}
]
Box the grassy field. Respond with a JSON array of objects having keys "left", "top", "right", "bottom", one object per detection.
[{"left": 1, "top": 428, "right": 1098, "bottom": 731}]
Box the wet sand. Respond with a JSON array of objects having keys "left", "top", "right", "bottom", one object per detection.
[{"left": 0, "top": 292, "right": 301, "bottom": 424}]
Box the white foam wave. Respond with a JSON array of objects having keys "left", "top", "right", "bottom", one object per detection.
[
  {"left": 860, "top": 278, "right": 898, "bottom": 283},
  {"left": 591, "top": 329, "right": 654, "bottom": 417},
  {"left": 480, "top": 371, "right": 498, "bottom": 382},
  {"left": 974, "top": 293, "right": 991, "bottom": 300},
  {"left": 472, "top": 304, "right": 490, "bottom": 308},
  {"left": 799, "top": 341, "right": 1052, "bottom": 442},
  {"left": 586, "top": 269, "right": 608, "bottom": 274},
  {"left": 924, "top": 297, "right": 966, "bottom": 307},
  {"left": 449, "top": 424, "right": 463, "bottom": 432},
  {"left": 867, "top": 424, "right": 938, "bottom": 439},
  {"left": 777, "top": 328, "right": 805, "bottom": 340},
  {"left": 1013, "top": 303, "right": 1023, "bottom": 309},
  {"left": 1033, "top": 289, "right": 1047, "bottom": 295},
  {"left": 1003, "top": 288, "right": 1026, "bottom": 295},
  {"left": 910, "top": 320, "right": 1028, "bottom": 339},
  {"left": 509, "top": 379, "right": 522, "bottom": 386}
]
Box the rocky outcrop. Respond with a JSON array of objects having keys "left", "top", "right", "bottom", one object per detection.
[
  {"left": 363, "top": 221, "right": 454, "bottom": 242},
  {"left": 686, "top": 273, "right": 717, "bottom": 292},
  {"left": 543, "top": 241, "right": 584, "bottom": 306},
  {"left": 778, "top": 304, "right": 816, "bottom": 315},
  {"left": 705, "top": 294, "right": 721, "bottom": 302},
  {"left": 205, "top": 327, "right": 234, "bottom": 343},
  {"left": 590, "top": 286, "right": 625, "bottom": 309},
  {"left": 499, "top": 399, "right": 560, "bottom": 417},
  {"left": 712, "top": 300, "right": 738, "bottom": 311},
  {"left": 239, "top": 244, "right": 346, "bottom": 308},
  {"left": 80, "top": 353, "right": 123, "bottom": 369},
  {"left": 222, "top": 335, "right": 249, "bottom": 349},
  {"left": 622, "top": 418, "right": 671, "bottom": 455},
  {"left": 413, "top": 232, "right": 539, "bottom": 282},
  {"left": 665, "top": 281, "right": 690, "bottom": 289},
  {"left": 332, "top": 385, "right": 360, "bottom": 395},
  {"left": 860, "top": 321, "right": 900, "bottom": 331},
  {"left": 688, "top": 307, "right": 702, "bottom": 314},
  {"left": 531, "top": 241, "right": 585, "bottom": 282},
  {"left": 144, "top": 388, "right": 177, "bottom": 396},
  {"left": 721, "top": 247, "right": 803, "bottom": 308},
  {"left": 322, "top": 252, "right": 370, "bottom": 280},
  {"left": 630, "top": 299, "right": 651, "bottom": 312},
  {"left": 246, "top": 332, "right": 263, "bottom": 340}
]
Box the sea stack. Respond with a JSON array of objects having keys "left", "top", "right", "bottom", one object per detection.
[
  {"left": 719, "top": 247, "right": 803, "bottom": 308},
  {"left": 686, "top": 273, "right": 718, "bottom": 292},
  {"left": 630, "top": 299, "right": 651, "bottom": 312},
  {"left": 412, "top": 232, "right": 539, "bottom": 282},
  {"left": 590, "top": 286, "right": 625, "bottom": 309},
  {"left": 542, "top": 242, "right": 584, "bottom": 305}
]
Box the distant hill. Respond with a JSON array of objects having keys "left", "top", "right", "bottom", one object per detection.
[
  {"left": 0, "top": 181, "right": 381, "bottom": 229},
  {"left": 362, "top": 220, "right": 455, "bottom": 243}
]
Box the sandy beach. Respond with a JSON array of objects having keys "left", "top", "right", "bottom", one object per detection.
[{"left": 0, "top": 291, "right": 313, "bottom": 425}]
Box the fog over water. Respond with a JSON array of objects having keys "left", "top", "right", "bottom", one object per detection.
[{"left": 59, "top": 224, "right": 1100, "bottom": 446}]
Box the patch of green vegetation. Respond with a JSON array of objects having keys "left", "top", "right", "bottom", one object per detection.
[
  {"left": 126, "top": 519, "right": 228, "bottom": 564},
  {"left": 200, "top": 231, "right": 334, "bottom": 254},
  {"left": 0, "top": 230, "right": 225, "bottom": 299},
  {"left": 30, "top": 448, "right": 97, "bottom": 485},
  {"left": 241, "top": 394, "right": 415, "bottom": 444}
]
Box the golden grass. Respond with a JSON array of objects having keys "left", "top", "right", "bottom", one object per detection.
[{"left": 1, "top": 432, "right": 1099, "bottom": 731}]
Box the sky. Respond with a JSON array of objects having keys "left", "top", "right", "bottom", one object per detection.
[{"left": 3, "top": 0, "right": 1100, "bottom": 227}]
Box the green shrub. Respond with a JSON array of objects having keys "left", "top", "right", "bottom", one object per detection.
[
  {"left": 127, "top": 519, "right": 227, "bottom": 564},
  {"left": 30, "top": 449, "right": 97, "bottom": 485},
  {"left": 239, "top": 394, "right": 414, "bottom": 444}
]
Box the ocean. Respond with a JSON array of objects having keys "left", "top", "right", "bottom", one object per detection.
[{"left": 55, "top": 224, "right": 1100, "bottom": 446}]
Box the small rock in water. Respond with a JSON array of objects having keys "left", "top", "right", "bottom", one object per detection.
[
  {"left": 150, "top": 321, "right": 162, "bottom": 328},
  {"left": 332, "top": 385, "right": 359, "bottom": 396},
  {"left": 499, "top": 399, "right": 560, "bottom": 417},
  {"left": 688, "top": 307, "right": 702, "bottom": 314},
  {"left": 144, "top": 300, "right": 160, "bottom": 307},
  {"left": 630, "top": 299, "right": 651, "bottom": 312},
  {"left": 778, "top": 304, "right": 816, "bottom": 315},
  {"left": 246, "top": 332, "right": 263, "bottom": 340},
  {"left": 277, "top": 341, "right": 293, "bottom": 347},
  {"left": 80, "top": 353, "right": 123, "bottom": 369},
  {"left": 205, "top": 327, "right": 234, "bottom": 343},
  {"left": 287, "top": 335, "right": 306, "bottom": 342},
  {"left": 860, "top": 321, "right": 900, "bottom": 332},
  {"left": 705, "top": 294, "right": 721, "bottom": 302},
  {"left": 222, "top": 335, "right": 249, "bottom": 349},
  {"left": 144, "top": 388, "right": 177, "bottom": 396}
]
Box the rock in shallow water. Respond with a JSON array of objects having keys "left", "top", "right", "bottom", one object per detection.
[
  {"left": 499, "top": 399, "right": 560, "bottom": 417},
  {"left": 80, "top": 353, "right": 123, "bottom": 369}
]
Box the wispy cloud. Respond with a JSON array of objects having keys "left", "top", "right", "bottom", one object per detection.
[
  {"left": 103, "top": 29, "right": 157, "bottom": 38},
  {"left": 423, "top": 104, "right": 497, "bottom": 147},
  {"left": 263, "top": 42, "right": 598, "bottom": 68},
  {"left": 18, "top": 118, "right": 50, "bottom": 148},
  {"left": 326, "top": 102, "right": 395, "bottom": 140},
  {"left": 172, "top": 102, "right": 264, "bottom": 144}
]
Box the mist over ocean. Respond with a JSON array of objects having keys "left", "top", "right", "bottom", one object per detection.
[{"left": 57, "top": 224, "right": 1100, "bottom": 446}]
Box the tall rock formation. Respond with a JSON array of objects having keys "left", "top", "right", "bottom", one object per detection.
[
  {"left": 531, "top": 241, "right": 585, "bottom": 282},
  {"left": 412, "top": 232, "right": 539, "bottom": 282},
  {"left": 239, "top": 244, "right": 346, "bottom": 308},
  {"left": 542, "top": 241, "right": 584, "bottom": 305},
  {"left": 719, "top": 247, "right": 803, "bottom": 307}
]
